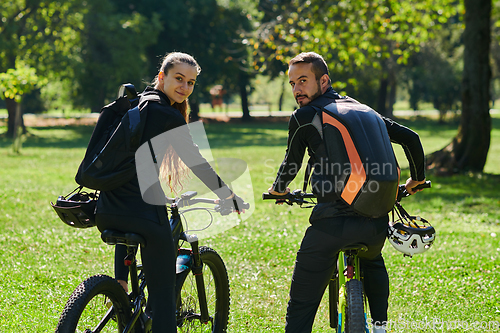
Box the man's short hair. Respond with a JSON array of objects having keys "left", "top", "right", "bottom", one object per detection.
[{"left": 289, "top": 52, "right": 330, "bottom": 82}]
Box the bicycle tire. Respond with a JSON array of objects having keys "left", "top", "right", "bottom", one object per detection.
[
  {"left": 55, "top": 274, "right": 131, "bottom": 333},
  {"left": 177, "top": 246, "right": 230, "bottom": 333},
  {"left": 345, "top": 279, "right": 365, "bottom": 333}
]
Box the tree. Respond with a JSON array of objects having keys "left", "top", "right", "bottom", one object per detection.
[
  {"left": 0, "top": 66, "right": 42, "bottom": 152},
  {"left": 115, "top": 0, "right": 254, "bottom": 121},
  {"left": 0, "top": 0, "right": 84, "bottom": 137},
  {"left": 179, "top": 0, "right": 253, "bottom": 121},
  {"left": 74, "top": 0, "right": 161, "bottom": 112},
  {"left": 490, "top": 1, "right": 500, "bottom": 105},
  {"left": 402, "top": 27, "right": 463, "bottom": 122},
  {"left": 255, "top": 0, "right": 457, "bottom": 117},
  {"left": 427, "top": 0, "right": 492, "bottom": 173}
]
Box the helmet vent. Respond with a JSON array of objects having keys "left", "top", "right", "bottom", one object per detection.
[{"left": 410, "top": 239, "right": 418, "bottom": 249}]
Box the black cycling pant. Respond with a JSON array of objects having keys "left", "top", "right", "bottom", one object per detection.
[
  {"left": 285, "top": 215, "right": 389, "bottom": 333},
  {"left": 96, "top": 213, "right": 177, "bottom": 332}
]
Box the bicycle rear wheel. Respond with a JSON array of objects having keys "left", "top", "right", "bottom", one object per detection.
[
  {"left": 55, "top": 274, "right": 131, "bottom": 333},
  {"left": 176, "top": 246, "right": 230, "bottom": 333},
  {"left": 345, "top": 279, "right": 365, "bottom": 333}
]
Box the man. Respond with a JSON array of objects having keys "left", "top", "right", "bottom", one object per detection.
[{"left": 268, "top": 52, "right": 426, "bottom": 333}]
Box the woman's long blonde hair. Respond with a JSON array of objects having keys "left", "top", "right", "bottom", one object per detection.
[{"left": 153, "top": 52, "right": 201, "bottom": 195}]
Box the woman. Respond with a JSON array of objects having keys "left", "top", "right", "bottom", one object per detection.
[{"left": 95, "top": 52, "right": 243, "bottom": 332}]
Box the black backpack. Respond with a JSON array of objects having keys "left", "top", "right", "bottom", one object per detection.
[
  {"left": 75, "top": 84, "right": 159, "bottom": 191},
  {"left": 308, "top": 96, "right": 399, "bottom": 218}
]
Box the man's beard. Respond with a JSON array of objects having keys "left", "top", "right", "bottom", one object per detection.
[{"left": 295, "top": 81, "right": 322, "bottom": 106}]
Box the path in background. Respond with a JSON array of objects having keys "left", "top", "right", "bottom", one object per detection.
[
  {"left": 199, "top": 108, "right": 500, "bottom": 120},
  {"left": 1, "top": 109, "right": 499, "bottom": 127}
]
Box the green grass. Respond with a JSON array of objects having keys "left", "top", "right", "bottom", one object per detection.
[{"left": 0, "top": 117, "right": 499, "bottom": 332}]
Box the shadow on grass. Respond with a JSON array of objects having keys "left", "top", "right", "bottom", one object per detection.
[
  {"left": 2, "top": 116, "right": 497, "bottom": 151},
  {"left": 409, "top": 173, "right": 500, "bottom": 220},
  {"left": 0, "top": 125, "right": 94, "bottom": 149},
  {"left": 1, "top": 121, "right": 289, "bottom": 150},
  {"left": 203, "top": 121, "right": 289, "bottom": 148},
  {"left": 395, "top": 115, "right": 500, "bottom": 133}
]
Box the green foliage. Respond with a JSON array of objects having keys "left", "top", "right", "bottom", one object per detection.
[
  {"left": 0, "top": 65, "right": 42, "bottom": 102},
  {"left": 68, "top": 0, "right": 255, "bottom": 110},
  {"left": 180, "top": 0, "right": 254, "bottom": 103},
  {"left": 402, "top": 26, "right": 463, "bottom": 118},
  {"left": 490, "top": 1, "right": 500, "bottom": 102},
  {"left": 0, "top": 0, "right": 84, "bottom": 75},
  {"left": 248, "top": 74, "right": 296, "bottom": 111},
  {"left": 73, "top": 0, "right": 161, "bottom": 111},
  {"left": 39, "top": 79, "right": 75, "bottom": 112},
  {"left": 254, "top": 0, "right": 461, "bottom": 89}
]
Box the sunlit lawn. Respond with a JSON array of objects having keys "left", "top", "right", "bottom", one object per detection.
[{"left": 0, "top": 115, "right": 499, "bottom": 332}]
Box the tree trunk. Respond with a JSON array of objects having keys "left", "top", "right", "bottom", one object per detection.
[
  {"left": 377, "top": 75, "right": 388, "bottom": 117},
  {"left": 387, "top": 70, "right": 396, "bottom": 118},
  {"left": 90, "top": 88, "right": 106, "bottom": 113},
  {"left": 239, "top": 71, "right": 252, "bottom": 121},
  {"left": 5, "top": 98, "right": 26, "bottom": 138},
  {"left": 12, "top": 102, "right": 23, "bottom": 153},
  {"left": 278, "top": 75, "right": 286, "bottom": 112},
  {"left": 427, "top": 0, "right": 491, "bottom": 174}
]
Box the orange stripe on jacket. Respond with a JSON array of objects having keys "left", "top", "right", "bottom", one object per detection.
[{"left": 322, "top": 112, "right": 366, "bottom": 204}]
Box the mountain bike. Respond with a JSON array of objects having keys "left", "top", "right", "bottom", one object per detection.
[
  {"left": 262, "top": 181, "right": 431, "bottom": 333},
  {"left": 55, "top": 190, "right": 246, "bottom": 333}
]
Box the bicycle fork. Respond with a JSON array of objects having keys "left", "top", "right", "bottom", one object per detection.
[
  {"left": 329, "top": 250, "right": 365, "bottom": 333},
  {"left": 182, "top": 234, "right": 211, "bottom": 325},
  {"left": 172, "top": 206, "right": 211, "bottom": 326}
]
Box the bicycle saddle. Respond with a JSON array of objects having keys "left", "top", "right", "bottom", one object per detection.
[
  {"left": 341, "top": 243, "right": 368, "bottom": 252},
  {"left": 101, "top": 229, "right": 147, "bottom": 248}
]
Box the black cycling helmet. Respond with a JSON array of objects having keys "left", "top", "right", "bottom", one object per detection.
[{"left": 51, "top": 187, "right": 98, "bottom": 228}]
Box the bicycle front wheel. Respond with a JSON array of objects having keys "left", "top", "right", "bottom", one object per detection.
[
  {"left": 345, "top": 279, "right": 366, "bottom": 333},
  {"left": 55, "top": 274, "right": 131, "bottom": 333},
  {"left": 177, "top": 246, "right": 230, "bottom": 333}
]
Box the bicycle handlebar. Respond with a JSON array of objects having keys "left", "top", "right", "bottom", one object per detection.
[
  {"left": 262, "top": 189, "right": 316, "bottom": 206},
  {"left": 397, "top": 180, "right": 431, "bottom": 202},
  {"left": 166, "top": 191, "right": 250, "bottom": 212},
  {"left": 263, "top": 180, "right": 432, "bottom": 206}
]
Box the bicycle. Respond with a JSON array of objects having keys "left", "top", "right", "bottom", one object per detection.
[
  {"left": 55, "top": 190, "right": 247, "bottom": 333},
  {"left": 262, "top": 180, "right": 431, "bottom": 333}
]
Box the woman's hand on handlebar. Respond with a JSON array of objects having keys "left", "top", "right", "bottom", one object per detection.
[
  {"left": 405, "top": 178, "right": 426, "bottom": 195},
  {"left": 217, "top": 193, "right": 248, "bottom": 215},
  {"left": 267, "top": 187, "right": 290, "bottom": 205}
]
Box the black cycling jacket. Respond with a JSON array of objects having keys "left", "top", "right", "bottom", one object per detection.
[
  {"left": 97, "top": 87, "right": 230, "bottom": 222},
  {"left": 272, "top": 87, "right": 425, "bottom": 206}
]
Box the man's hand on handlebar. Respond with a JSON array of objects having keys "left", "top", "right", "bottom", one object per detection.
[
  {"left": 405, "top": 178, "right": 426, "bottom": 195},
  {"left": 267, "top": 187, "right": 290, "bottom": 205}
]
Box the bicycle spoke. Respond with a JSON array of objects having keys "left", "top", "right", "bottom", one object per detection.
[{"left": 75, "top": 294, "right": 119, "bottom": 333}]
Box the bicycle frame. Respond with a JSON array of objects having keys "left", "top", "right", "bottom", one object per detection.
[
  {"left": 170, "top": 195, "right": 212, "bottom": 326},
  {"left": 100, "top": 194, "right": 217, "bottom": 332},
  {"left": 263, "top": 182, "right": 431, "bottom": 333},
  {"left": 123, "top": 247, "right": 148, "bottom": 333},
  {"left": 56, "top": 190, "right": 238, "bottom": 333}
]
